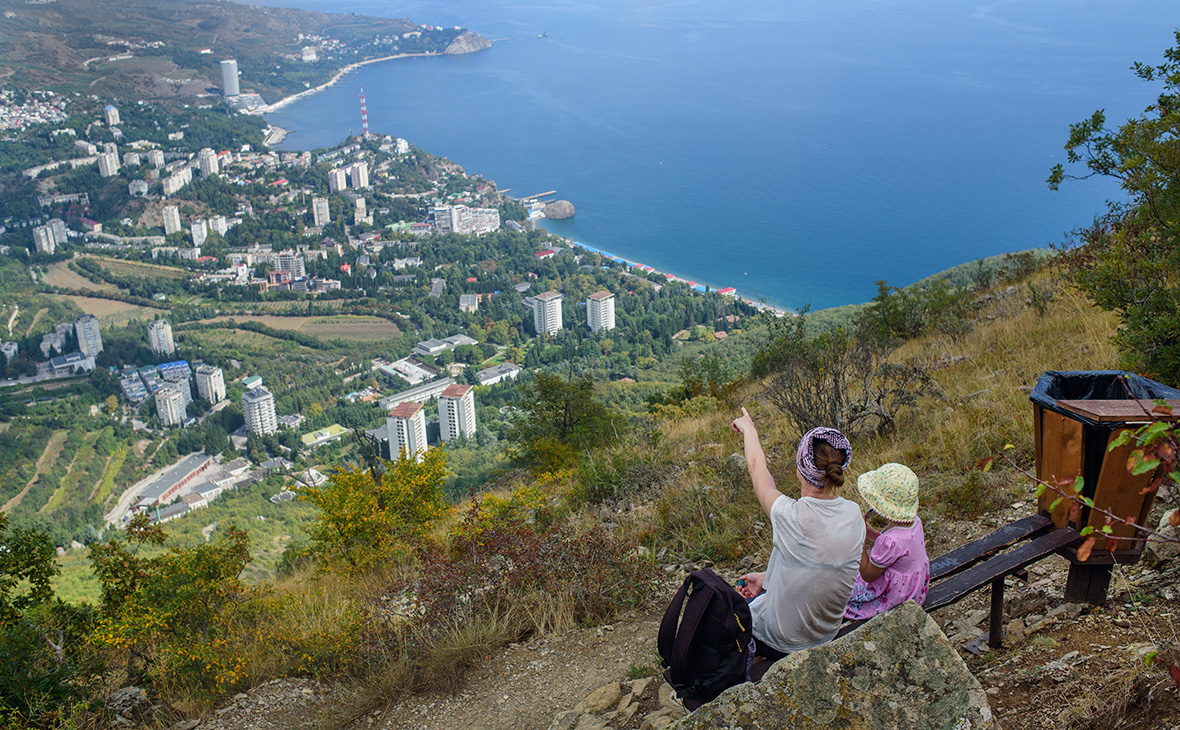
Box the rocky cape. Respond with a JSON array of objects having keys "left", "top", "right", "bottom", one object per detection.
[
  {"left": 446, "top": 31, "right": 494, "bottom": 55},
  {"left": 542, "top": 200, "right": 576, "bottom": 219}
]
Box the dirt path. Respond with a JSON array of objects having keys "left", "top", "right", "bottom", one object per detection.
[
  {"left": 2, "top": 429, "right": 67, "bottom": 513},
  {"left": 38, "top": 437, "right": 81, "bottom": 514},
  {"left": 24, "top": 307, "right": 47, "bottom": 337},
  {"left": 5, "top": 304, "right": 16, "bottom": 336}
]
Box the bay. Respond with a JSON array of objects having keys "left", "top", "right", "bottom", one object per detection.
[{"left": 257, "top": 0, "right": 1178, "bottom": 310}]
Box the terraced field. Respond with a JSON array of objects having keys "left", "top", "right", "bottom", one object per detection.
[{"left": 199, "top": 314, "right": 401, "bottom": 342}]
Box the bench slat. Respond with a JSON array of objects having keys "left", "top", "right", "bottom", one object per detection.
[
  {"left": 930, "top": 514, "right": 1052, "bottom": 581},
  {"left": 924, "top": 527, "right": 1080, "bottom": 612}
]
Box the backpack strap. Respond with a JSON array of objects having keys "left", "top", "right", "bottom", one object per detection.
[
  {"left": 670, "top": 575, "right": 713, "bottom": 684},
  {"left": 657, "top": 574, "right": 692, "bottom": 666}
]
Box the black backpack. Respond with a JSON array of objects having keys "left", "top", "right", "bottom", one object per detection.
[{"left": 658, "top": 569, "right": 753, "bottom": 710}]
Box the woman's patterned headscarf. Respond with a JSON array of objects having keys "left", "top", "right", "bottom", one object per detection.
[{"left": 795, "top": 427, "right": 852, "bottom": 488}]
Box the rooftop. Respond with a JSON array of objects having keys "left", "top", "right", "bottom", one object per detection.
[
  {"left": 388, "top": 402, "right": 424, "bottom": 418},
  {"left": 535, "top": 290, "right": 563, "bottom": 301},
  {"left": 588, "top": 290, "right": 613, "bottom": 301},
  {"left": 441, "top": 384, "right": 473, "bottom": 398}
]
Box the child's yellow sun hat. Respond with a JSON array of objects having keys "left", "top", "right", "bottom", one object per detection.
[{"left": 857, "top": 463, "right": 919, "bottom": 522}]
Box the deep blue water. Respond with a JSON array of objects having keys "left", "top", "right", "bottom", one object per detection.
[{"left": 257, "top": 0, "right": 1178, "bottom": 310}]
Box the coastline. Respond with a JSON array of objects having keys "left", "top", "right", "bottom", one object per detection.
[
  {"left": 254, "top": 52, "right": 439, "bottom": 115},
  {"left": 550, "top": 233, "right": 790, "bottom": 317}
]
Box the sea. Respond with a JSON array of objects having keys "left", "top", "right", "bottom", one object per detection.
[{"left": 257, "top": 0, "right": 1179, "bottom": 310}]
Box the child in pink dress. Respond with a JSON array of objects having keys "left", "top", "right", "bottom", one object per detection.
[{"left": 845, "top": 463, "right": 930, "bottom": 621}]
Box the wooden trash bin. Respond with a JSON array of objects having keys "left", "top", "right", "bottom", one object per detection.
[{"left": 1031, "top": 370, "right": 1180, "bottom": 604}]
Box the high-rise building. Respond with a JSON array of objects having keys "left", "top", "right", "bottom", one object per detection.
[
  {"left": 191, "top": 219, "right": 208, "bottom": 247},
  {"left": 162, "top": 205, "right": 182, "bottom": 236},
  {"left": 208, "top": 215, "right": 228, "bottom": 235},
  {"left": 354, "top": 197, "right": 367, "bottom": 225},
  {"left": 103, "top": 105, "right": 120, "bottom": 126},
  {"left": 242, "top": 386, "right": 277, "bottom": 435},
  {"left": 195, "top": 364, "right": 226, "bottom": 403},
  {"left": 32, "top": 225, "right": 56, "bottom": 255},
  {"left": 312, "top": 197, "right": 330, "bottom": 227},
  {"left": 74, "top": 314, "right": 103, "bottom": 357},
  {"left": 102, "top": 142, "right": 118, "bottom": 155},
  {"left": 197, "top": 148, "right": 219, "bottom": 178},
  {"left": 587, "top": 290, "right": 616, "bottom": 332},
  {"left": 97, "top": 151, "right": 120, "bottom": 178},
  {"left": 349, "top": 161, "right": 369, "bottom": 189},
  {"left": 386, "top": 402, "right": 427, "bottom": 462},
  {"left": 431, "top": 205, "right": 500, "bottom": 235},
  {"left": 147, "top": 149, "right": 165, "bottom": 168},
  {"left": 122, "top": 152, "right": 141, "bottom": 167},
  {"left": 221, "top": 59, "right": 240, "bottom": 97},
  {"left": 328, "top": 168, "right": 347, "bottom": 192},
  {"left": 533, "top": 291, "right": 563, "bottom": 336},
  {"left": 273, "top": 250, "right": 306, "bottom": 278},
  {"left": 438, "top": 384, "right": 476, "bottom": 444},
  {"left": 155, "top": 384, "right": 187, "bottom": 427},
  {"left": 147, "top": 320, "right": 175, "bottom": 356}
]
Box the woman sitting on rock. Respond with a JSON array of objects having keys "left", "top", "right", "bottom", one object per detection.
[{"left": 730, "top": 407, "right": 865, "bottom": 660}]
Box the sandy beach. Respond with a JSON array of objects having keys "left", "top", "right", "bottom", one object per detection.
[{"left": 254, "top": 52, "right": 438, "bottom": 115}]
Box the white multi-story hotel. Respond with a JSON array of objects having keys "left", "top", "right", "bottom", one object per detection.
[
  {"left": 103, "top": 105, "right": 120, "bottom": 126},
  {"left": 387, "top": 402, "right": 427, "bottom": 462},
  {"left": 74, "top": 314, "right": 103, "bottom": 357},
  {"left": 312, "top": 197, "right": 330, "bottom": 227},
  {"left": 162, "top": 205, "right": 182, "bottom": 236},
  {"left": 328, "top": 168, "right": 347, "bottom": 192},
  {"left": 533, "top": 290, "right": 563, "bottom": 336},
  {"left": 349, "top": 161, "right": 369, "bottom": 189},
  {"left": 242, "top": 386, "right": 278, "bottom": 435},
  {"left": 147, "top": 319, "right": 175, "bottom": 356},
  {"left": 195, "top": 364, "right": 226, "bottom": 403},
  {"left": 439, "top": 384, "right": 476, "bottom": 443},
  {"left": 32, "top": 225, "right": 56, "bottom": 255},
  {"left": 155, "top": 384, "right": 187, "bottom": 427},
  {"left": 97, "top": 152, "right": 120, "bottom": 178},
  {"left": 273, "top": 250, "right": 306, "bottom": 278},
  {"left": 191, "top": 219, "right": 208, "bottom": 247},
  {"left": 431, "top": 205, "right": 500, "bottom": 236},
  {"left": 221, "top": 59, "right": 240, "bottom": 97},
  {"left": 587, "top": 290, "right": 616, "bottom": 332},
  {"left": 197, "top": 148, "right": 219, "bottom": 178}
]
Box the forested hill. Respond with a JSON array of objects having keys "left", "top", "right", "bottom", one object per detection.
[{"left": 0, "top": 0, "right": 476, "bottom": 102}]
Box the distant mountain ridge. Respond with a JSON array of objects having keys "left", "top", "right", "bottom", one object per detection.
[{"left": 0, "top": 0, "right": 487, "bottom": 103}]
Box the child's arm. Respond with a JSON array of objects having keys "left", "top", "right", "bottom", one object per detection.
[{"left": 858, "top": 544, "right": 887, "bottom": 582}]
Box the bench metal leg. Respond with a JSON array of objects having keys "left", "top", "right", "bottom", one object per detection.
[
  {"left": 1064, "top": 563, "right": 1112, "bottom": 605},
  {"left": 988, "top": 577, "right": 1004, "bottom": 650}
]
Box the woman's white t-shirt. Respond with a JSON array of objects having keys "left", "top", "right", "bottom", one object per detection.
[{"left": 749, "top": 494, "right": 865, "bottom": 653}]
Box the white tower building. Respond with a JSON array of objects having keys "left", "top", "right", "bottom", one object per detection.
[
  {"left": 438, "top": 384, "right": 476, "bottom": 444},
  {"left": 74, "top": 314, "right": 103, "bottom": 357},
  {"left": 221, "top": 59, "right": 240, "bottom": 97},
  {"left": 32, "top": 225, "right": 56, "bottom": 255},
  {"left": 195, "top": 364, "right": 226, "bottom": 403},
  {"left": 312, "top": 197, "right": 330, "bottom": 227},
  {"left": 155, "top": 384, "right": 187, "bottom": 427},
  {"left": 191, "top": 219, "right": 208, "bottom": 247},
  {"left": 386, "top": 402, "right": 427, "bottom": 463},
  {"left": 587, "top": 290, "right": 616, "bottom": 332},
  {"left": 533, "top": 291, "right": 563, "bottom": 336},
  {"left": 97, "top": 152, "right": 120, "bottom": 178},
  {"left": 242, "top": 386, "right": 277, "bottom": 435},
  {"left": 328, "top": 168, "right": 347, "bottom": 192},
  {"left": 349, "top": 161, "right": 369, "bottom": 189},
  {"left": 103, "top": 105, "right": 120, "bottom": 126},
  {"left": 163, "top": 205, "right": 182, "bottom": 236},
  {"left": 147, "top": 320, "right": 175, "bottom": 356},
  {"left": 147, "top": 149, "right": 165, "bottom": 168},
  {"left": 197, "top": 148, "right": 219, "bottom": 178}
]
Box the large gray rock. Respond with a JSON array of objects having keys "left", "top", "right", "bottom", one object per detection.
[
  {"left": 542, "top": 200, "right": 576, "bottom": 219},
  {"left": 670, "top": 602, "right": 997, "bottom": 730},
  {"left": 445, "top": 30, "right": 493, "bottom": 55}
]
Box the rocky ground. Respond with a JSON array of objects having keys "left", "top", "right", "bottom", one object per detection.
[{"left": 178, "top": 498, "right": 1180, "bottom": 730}]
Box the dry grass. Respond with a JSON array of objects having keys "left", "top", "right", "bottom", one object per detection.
[
  {"left": 198, "top": 315, "right": 401, "bottom": 342},
  {"left": 89, "top": 256, "right": 188, "bottom": 280},
  {"left": 42, "top": 262, "right": 118, "bottom": 292},
  {"left": 60, "top": 295, "right": 160, "bottom": 326}
]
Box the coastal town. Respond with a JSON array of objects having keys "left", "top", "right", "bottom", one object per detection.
[{"left": 0, "top": 79, "right": 756, "bottom": 551}]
